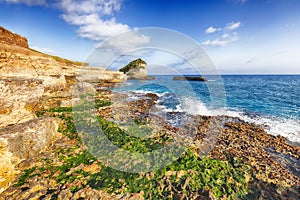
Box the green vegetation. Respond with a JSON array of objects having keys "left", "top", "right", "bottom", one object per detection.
[
  {"left": 95, "top": 99, "right": 112, "bottom": 108},
  {"left": 119, "top": 58, "right": 146, "bottom": 74},
  {"left": 14, "top": 167, "right": 38, "bottom": 187},
  {"left": 88, "top": 149, "right": 248, "bottom": 199},
  {"left": 18, "top": 95, "right": 250, "bottom": 199}
]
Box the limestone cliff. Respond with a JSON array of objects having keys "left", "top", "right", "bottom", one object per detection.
[
  {"left": 0, "top": 26, "right": 28, "bottom": 48},
  {"left": 0, "top": 27, "right": 127, "bottom": 194},
  {"left": 119, "top": 58, "right": 154, "bottom": 80}
]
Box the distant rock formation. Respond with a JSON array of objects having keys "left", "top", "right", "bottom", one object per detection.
[
  {"left": 173, "top": 76, "right": 207, "bottom": 81},
  {"left": 77, "top": 67, "right": 127, "bottom": 85},
  {"left": 119, "top": 58, "right": 155, "bottom": 80},
  {"left": 0, "top": 26, "right": 28, "bottom": 48}
]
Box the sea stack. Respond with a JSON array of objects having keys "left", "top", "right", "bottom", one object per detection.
[{"left": 119, "top": 58, "right": 155, "bottom": 80}]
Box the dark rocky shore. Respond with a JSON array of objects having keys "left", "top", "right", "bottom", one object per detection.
[{"left": 173, "top": 76, "right": 207, "bottom": 81}]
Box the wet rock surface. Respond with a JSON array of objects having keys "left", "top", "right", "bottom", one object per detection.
[{"left": 98, "top": 92, "right": 300, "bottom": 199}]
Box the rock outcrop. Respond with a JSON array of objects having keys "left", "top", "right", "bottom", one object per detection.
[
  {"left": 119, "top": 58, "right": 155, "bottom": 80},
  {"left": 0, "top": 117, "right": 61, "bottom": 194},
  {"left": 173, "top": 76, "right": 207, "bottom": 81},
  {"left": 0, "top": 78, "right": 44, "bottom": 128},
  {"left": 0, "top": 26, "right": 28, "bottom": 48},
  {"left": 77, "top": 67, "right": 127, "bottom": 84}
]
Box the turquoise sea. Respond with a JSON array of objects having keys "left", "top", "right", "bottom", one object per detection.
[{"left": 113, "top": 75, "right": 300, "bottom": 144}]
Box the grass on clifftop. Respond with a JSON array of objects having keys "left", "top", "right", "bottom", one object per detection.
[
  {"left": 29, "top": 48, "right": 88, "bottom": 66},
  {"left": 14, "top": 95, "right": 250, "bottom": 199}
]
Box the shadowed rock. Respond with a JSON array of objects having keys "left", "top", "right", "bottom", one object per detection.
[{"left": 173, "top": 76, "right": 207, "bottom": 81}]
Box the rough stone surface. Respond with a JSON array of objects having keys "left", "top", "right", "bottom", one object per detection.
[
  {"left": 77, "top": 67, "right": 127, "bottom": 84},
  {"left": 0, "top": 117, "right": 61, "bottom": 194},
  {"left": 0, "top": 78, "right": 44, "bottom": 127},
  {"left": 0, "top": 26, "right": 28, "bottom": 48}
]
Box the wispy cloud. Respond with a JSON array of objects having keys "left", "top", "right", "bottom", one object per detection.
[
  {"left": 202, "top": 33, "right": 239, "bottom": 47},
  {"left": 246, "top": 57, "right": 256, "bottom": 64},
  {"left": 5, "top": 0, "right": 46, "bottom": 6},
  {"left": 98, "top": 30, "right": 150, "bottom": 53},
  {"left": 205, "top": 26, "right": 222, "bottom": 34},
  {"left": 228, "top": 0, "right": 248, "bottom": 4},
  {"left": 203, "top": 21, "right": 241, "bottom": 47},
  {"left": 225, "top": 21, "right": 241, "bottom": 31},
  {"left": 283, "top": 19, "right": 300, "bottom": 30},
  {"left": 31, "top": 46, "right": 56, "bottom": 55}
]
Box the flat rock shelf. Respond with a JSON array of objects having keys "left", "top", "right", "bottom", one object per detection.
[{"left": 173, "top": 76, "right": 207, "bottom": 81}]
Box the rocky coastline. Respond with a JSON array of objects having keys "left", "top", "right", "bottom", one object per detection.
[{"left": 0, "top": 27, "right": 299, "bottom": 199}]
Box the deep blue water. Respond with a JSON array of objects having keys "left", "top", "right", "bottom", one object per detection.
[{"left": 113, "top": 75, "right": 300, "bottom": 142}]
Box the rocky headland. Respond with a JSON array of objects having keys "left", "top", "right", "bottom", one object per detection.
[
  {"left": 0, "top": 27, "right": 299, "bottom": 199},
  {"left": 119, "top": 58, "right": 155, "bottom": 80}
]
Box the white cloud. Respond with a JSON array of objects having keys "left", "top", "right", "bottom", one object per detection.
[
  {"left": 5, "top": 0, "right": 46, "bottom": 6},
  {"left": 225, "top": 21, "right": 241, "bottom": 31},
  {"left": 57, "top": 0, "right": 121, "bottom": 16},
  {"left": 202, "top": 33, "right": 239, "bottom": 47},
  {"left": 98, "top": 30, "right": 150, "bottom": 52},
  {"left": 5, "top": 0, "right": 146, "bottom": 46},
  {"left": 203, "top": 21, "right": 241, "bottom": 47},
  {"left": 205, "top": 26, "right": 221, "bottom": 34},
  {"left": 62, "top": 13, "right": 130, "bottom": 41},
  {"left": 31, "top": 46, "right": 56, "bottom": 55},
  {"left": 57, "top": 0, "right": 133, "bottom": 41},
  {"left": 222, "top": 33, "right": 229, "bottom": 38}
]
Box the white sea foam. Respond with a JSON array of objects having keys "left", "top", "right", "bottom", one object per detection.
[
  {"left": 179, "top": 97, "right": 300, "bottom": 143},
  {"left": 228, "top": 111, "right": 300, "bottom": 144},
  {"left": 126, "top": 91, "right": 300, "bottom": 143}
]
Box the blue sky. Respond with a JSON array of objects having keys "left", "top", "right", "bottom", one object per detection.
[{"left": 0, "top": 0, "right": 300, "bottom": 74}]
